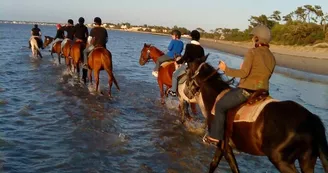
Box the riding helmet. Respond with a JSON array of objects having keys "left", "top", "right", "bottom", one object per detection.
[
  {"left": 250, "top": 25, "right": 271, "bottom": 44},
  {"left": 190, "top": 30, "right": 201, "bottom": 41},
  {"left": 78, "top": 17, "right": 85, "bottom": 24},
  {"left": 94, "top": 17, "right": 102, "bottom": 25},
  {"left": 68, "top": 19, "right": 74, "bottom": 25}
]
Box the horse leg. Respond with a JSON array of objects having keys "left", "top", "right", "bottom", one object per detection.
[
  {"left": 209, "top": 147, "right": 224, "bottom": 173},
  {"left": 183, "top": 100, "right": 193, "bottom": 121},
  {"left": 268, "top": 157, "right": 298, "bottom": 173},
  {"left": 58, "top": 53, "right": 61, "bottom": 64},
  {"left": 299, "top": 151, "right": 316, "bottom": 173},
  {"left": 76, "top": 62, "right": 80, "bottom": 80},
  {"left": 224, "top": 144, "right": 240, "bottom": 173},
  {"left": 37, "top": 50, "right": 42, "bottom": 59},
  {"left": 158, "top": 80, "right": 165, "bottom": 104},
  {"left": 88, "top": 69, "right": 92, "bottom": 84},
  {"left": 191, "top": 103, "right": 197, "bottom": 115},
  {"left": 94, "top": 70, "right": 100, "bottom": 93}
]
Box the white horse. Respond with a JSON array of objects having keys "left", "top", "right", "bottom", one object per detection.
[{"left": 30, "top": 37, "right": 43, "bottom": 58}]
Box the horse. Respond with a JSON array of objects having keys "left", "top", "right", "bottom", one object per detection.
[
  {"left": 29, "top": 37, "right": 43, "bottom": 58},
  {"left": 62, "top": 39, "right": 73, "bottom": 71},
  {"left": 85, "top": 46, "right": 120, "bottom": 96},
  {"left": 70, "top": 39, "right": 86, "bottom": 82},
  {"left": 186, "top": 56, "right": 328, "bottom": 173},
  {"left": 139, "top": 43, "right": 197, "bottom": 120},
  {"left": 44, "top": 36, "right": 63, "bottom": 64}
]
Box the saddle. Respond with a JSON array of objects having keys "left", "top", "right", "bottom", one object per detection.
[{"left": 211, "top": 89, "right": 278, "bottom": 140}]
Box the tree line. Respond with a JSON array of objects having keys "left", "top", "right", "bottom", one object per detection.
[{"left": 199, "top": 5, "right": 328, "bottom": 45}]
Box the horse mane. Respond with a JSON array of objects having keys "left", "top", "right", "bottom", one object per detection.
[
  {"left": 151, "top": 46, "right": 165, "bottom": 56},
  {"left": 201, "top": 63, "right": 231, "bottom": 91}
]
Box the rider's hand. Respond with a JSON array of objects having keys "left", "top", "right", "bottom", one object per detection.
[{"left": 218, "top": 60, "right": 227, "bottom": 72}]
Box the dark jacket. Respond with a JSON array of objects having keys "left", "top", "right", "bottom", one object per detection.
[{"left": 176, "top": 41, "right": 205, "bottom": 64}]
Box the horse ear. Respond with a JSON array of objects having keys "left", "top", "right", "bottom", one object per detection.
[
  {"left": 200, "top": 53, "right": 210, "bottom": 62},
  {"left": 144, "top": 43, "right": 146, "bottom": 47}
]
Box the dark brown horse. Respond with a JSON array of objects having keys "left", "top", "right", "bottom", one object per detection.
[
  {"left": 86, "top": 46, "right": 119, "bottom": 96},
  {"left": 186, "top": 56, "right": 328, "bottom": 173},
  {"left": 62, "top": 39, "right": 73, "bottom": 71},
  {"left": 139, "top": 43, "right": 197, "bottom": 118},
  {"left": 70, "top": 39, "right": 86, "bottom": 82},
  {"left": 44, "top": 36, "right": 62, "bottom": 64}
]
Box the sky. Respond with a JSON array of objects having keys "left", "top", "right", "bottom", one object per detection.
[{"left": 1, "top": 0, "right": 327, "bottom": 31}]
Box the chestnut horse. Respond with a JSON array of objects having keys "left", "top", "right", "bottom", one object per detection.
[
  {"left": 62, "top": 39, "right": 73, "bottom": 71},
  {"left": 186, "top": 56, "right": 328, "bottom": 173},
  {"left": 70, "top": 39, "right": 86, "bottom": 82},
  {"left": 44, "top": 36, "right": 62, "bottom": 64},
  {"left": 85, "top": 46, "right": 120, "bottom": 96},
  {"left": 139, "top": 43, "right": 197, "bottom": 119}
]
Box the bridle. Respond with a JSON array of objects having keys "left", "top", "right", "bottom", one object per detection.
[
  {"left": 140, "top": 46, "right": 152, "bottom": 65},
  {"left": 189, "top": 62, "right": 236, "bottom": 89}
]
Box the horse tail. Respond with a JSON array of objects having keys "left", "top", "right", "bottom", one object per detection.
[
  {"left": 101, "top": 50, "right": 120, "bottom": 91},
  {"left": 312, "top": 114, "right": 328, "bottom": 172}
]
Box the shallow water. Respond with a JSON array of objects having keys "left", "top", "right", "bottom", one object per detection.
[{"left": 0, "top": 24, "right": 327, "bottom": 173}]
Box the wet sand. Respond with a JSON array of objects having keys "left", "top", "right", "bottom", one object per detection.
[{"left": 200, "top": 39, "right": 328, "bottom": 76}]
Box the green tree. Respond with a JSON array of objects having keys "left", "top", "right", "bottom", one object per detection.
[{"left": 270, "top": 10, "right": 282, "bottom": 22}]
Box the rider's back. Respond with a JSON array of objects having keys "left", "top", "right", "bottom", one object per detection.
[
  {"left": 31, "top": 27, "right": 40, "bottom": 36},
  {"left": 226, "top": 46, "right": 276, "bottom": 91},
  {"left": 62, "top": 25, "right": 74, "bottom": 40},
  {"left": 90, "top": 27, "right": 108, "bottom": 48},
  {"left": 74, "top": 24, "right": 88, "bottom": 42}
]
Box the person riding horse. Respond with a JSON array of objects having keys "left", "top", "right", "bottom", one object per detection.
[
  {"left": 48, "top": 24, "right": 65, "bottom": 51},
  {"left": 203, "top": 25, "right": 276, "bottom": 146},
  {"left": 152, "top": 30, "right": 184, "bottom": 77},
  {"left": 168, "top": 30, "right": 205, "bottom": 97},
  {"left": 29, "top": 24, "right": 44, "bottom": 49},
  {"left": 61, "top": 19, "right": 75, "bottom": 52},
  {"left": 73, "top": 17, "right": 89, "bottom": 43},
  {"left": 83, "top": 17, "right": 108, "bottom": 68}
]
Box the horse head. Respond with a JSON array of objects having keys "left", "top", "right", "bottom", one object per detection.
[
  {"left": 43, "top": 36, "right": 54, "bottom": 48},
  {"left": 186, "top": 54, "right": 232, "bottom": 95},
  {"left": 139, "top": 43, "right": 164, "bottom": 66}
]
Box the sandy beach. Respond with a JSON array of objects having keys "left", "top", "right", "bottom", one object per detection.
[{"left": 200, "top": 39, "right": 328, "bottom": 76}]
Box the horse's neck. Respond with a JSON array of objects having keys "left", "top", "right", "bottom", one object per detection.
[{"left": 150, "top": 47, "right": 164, "bottom": 63}]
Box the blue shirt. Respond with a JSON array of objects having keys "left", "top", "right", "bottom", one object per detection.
[{"left": 166, "top": 39, "right": 184, "bottom": 58}]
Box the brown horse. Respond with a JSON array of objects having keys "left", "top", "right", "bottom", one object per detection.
[
  {"left": 139, "top": 43, "right": 175, "bottom": 104},
  {"left": 186, "top": 56, "right": 328, "bottom": 173},
  {"left": 86, "top": 46, "right": 120, "bottom": 96},
  {"left": 62, "top": 39, "right": 73, "bottom": 71},
  {"left": 139, "top": 43, "right": 197, "bottom": 118},
  {"left": 70, "top": 39, "right": 86, "bottom": 82},
  {"left": 44, "top": 36, "right": 62, "bottom": 64}
]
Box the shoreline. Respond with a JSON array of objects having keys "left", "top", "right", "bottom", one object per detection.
[
  {"left": 199, "top": 39, "right": 328, "bottom": 76},
  {"left": 117, "top": 29, "right": 328, "bottom": 76}
]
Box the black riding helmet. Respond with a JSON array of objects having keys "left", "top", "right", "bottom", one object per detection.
[
  {"left": 34, "top": 24, "right": 38, "bottom": 28},
  {"left": 190, "top": 30, "right": 200, "bottom": 41},
  {"left": 68, "top": 19, "right": 74, "bottom": 25},
  {"left": 94, "top": 17, "right": 102, "bottom": 25},
  {"left": 78, "top": 17, "right": 85, "bottom": 24},
  {"left": 171, "top": 29, "right": 181, "bottom": 39}
]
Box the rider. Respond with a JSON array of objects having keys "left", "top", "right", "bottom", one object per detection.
[
  {"left": 73, "top": 17, "right": 89, "bottom": 43},
  {"left": 168, "top": 30, "right": 205, "bottom": 97},
  {"left": 49, "top": 24, "right": 65, "bottom": 51},
  {"left": 152, "top": 30, "right": 184, "bottom": 77},
  {"left": 61, "top": 19, "right": 75, "bottom": 51},
  {"left": 203, "top": 25, "right": 276, "bottom": 146},
  {"left": 29, "top": 24, "right": 44, "bottom": 49},
  {"left": 83, "top": 17, "right": 108, "bottom": 67}
]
